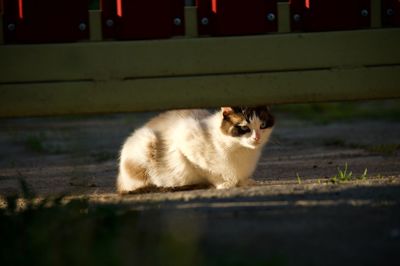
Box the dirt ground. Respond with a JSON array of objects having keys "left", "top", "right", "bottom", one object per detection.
[{"left": 0, "top": 105, "right": 399, "bottom": 265}]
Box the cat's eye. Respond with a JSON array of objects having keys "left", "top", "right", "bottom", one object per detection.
[
  {"left": 240, "top": 125, "right": 249, "bottom": 131},
  {"left": 260, "top": 121, "right": 268, "bottom": 129},
  {"left": 234, "top": 124, "right": 250, "bottom": 135}
]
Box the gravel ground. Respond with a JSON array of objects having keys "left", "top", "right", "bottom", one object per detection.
[{"left": 0, "top": 110, "right": 399, "bottom": 265}]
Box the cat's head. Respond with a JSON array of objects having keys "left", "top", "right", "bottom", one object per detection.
[{"left": 220, "top": 106, "right": 275, "bottom": 149}]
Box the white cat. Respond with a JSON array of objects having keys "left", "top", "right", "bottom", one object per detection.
[{"left": 117, "top": 106, "right": 274, "bottom": 193}]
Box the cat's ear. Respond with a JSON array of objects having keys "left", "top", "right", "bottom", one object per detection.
[{"left": 221, "top": 107, "right": 234, "bottom": 117}]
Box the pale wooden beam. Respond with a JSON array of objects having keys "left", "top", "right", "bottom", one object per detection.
[
  {"left": 371, "top": 0, "right": 382, "bottom": 28},
  {"left": 89, "top": 10, "right": 103, "bottom": 41},
  {"left": 1, "top": 28, "right": 399, "bottom": 84},
  {"left": 278, "top": 1, "right": 291, "bottom": 33},
  {"left": 0, "top": 65, "right": 399, "bottom": 117},
  {"left": 184, "top": 2, "right": 199, "bottom": 38}
]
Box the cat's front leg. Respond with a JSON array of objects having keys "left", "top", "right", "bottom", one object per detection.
[
  {"left": 214, "top": 179, "right": 239, "bottom": 189},
  {"left": 214, "top": 177, "right": 257, "bottom": 189},
  {"left": 215, "top": 181, "right": 237, "bottom": 189}
]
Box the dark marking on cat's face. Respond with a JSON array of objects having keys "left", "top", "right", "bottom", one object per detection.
[
  {"left": 233, "top": 107, "right": 274, "bottom": 126},
  {"left": 220, "top": 106, "right": 274, "bottom": 137},
  {"left": 220, "top": 106, "right": 274, "bottom": 149},
  {"left": 221, "top": 109, "right": 245, "bottom": 136}
]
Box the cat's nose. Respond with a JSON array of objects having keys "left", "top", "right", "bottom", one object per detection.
[{"left": 252, "top": 131, "right": 261, "bottom": 142}]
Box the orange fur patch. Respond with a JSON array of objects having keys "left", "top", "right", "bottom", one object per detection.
[
  {"left": 124, "top": 160, "right": 148, "bottom": 182},
  {"left": 220, "top": 113, "right": 246, "bottom": 136}
]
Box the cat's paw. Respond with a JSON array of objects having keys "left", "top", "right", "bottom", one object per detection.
[
  {"left": 215, "top": 181, "right": 238, "bottom": 190},
  {"left": 239, "top": 178, "right": 258, "bottom": 187}
]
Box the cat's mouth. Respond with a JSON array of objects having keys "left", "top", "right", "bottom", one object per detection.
[
  {"left": 245, "top": 141, "right": 260, "bottom": 149},
  {"left": 250, "top": 143, "right": 260, "bottom": 148},
  {"left": 251, "top": 139, "right": 261, "bottom": 145}
]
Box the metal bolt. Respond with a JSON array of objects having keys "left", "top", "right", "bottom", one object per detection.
[
  {"left": 267, "top": 13, "right": 276, "bottom": 22},
  {"left": 7, "top": 23, "right": 16, "bottom": 31},
  {"left": 106, "top": 19, "right": 114, "bottom": 27},
  {"left": 386, "top": 8, "right": 394, "bottom": 16},
  {"left": 173, "top": 17, "right": 182, "bottom": 26},
  {"left": 293, "top": 14, "right": 301, "bottom": 22},
  {"left": 78, "top": 23, "right": 87, "bottom": 31},
  {"left": 201, "top": 17, "right": 209, "bottom": 25},
  {"left": 361, "top": 9, "right": 369, "bottom": 17}
]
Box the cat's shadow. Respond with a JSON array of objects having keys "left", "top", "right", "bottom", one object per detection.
[{"left": 123, "top": 184, "right": 212, "bottom": 195}]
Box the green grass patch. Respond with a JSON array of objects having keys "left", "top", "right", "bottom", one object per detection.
[
  {"left": 17, "top": 133, "right": 67, "bottom": 155},
  {"left": 24, "top": 135, "right": 46, "bottom": 153},
  {"left": 348, "top": 143, "right": 400, "bottom": 156},
  {"left": 323, "top": 138, "right": 400, "bottom": 156},
  {"left": 296, "top": 164, "right": 369, "bottom": 185},
  {"left": 330, "top": 163, "right": 368, "bottom": 184},
  {"left": 296, "top": 173, "right": 302, "bottom": 185},
  {"left": 274, "top": 100, "right": 400, "bottom": 124},
  {"left": 364, "top": 144, "right": 400, "bottom": 156}
]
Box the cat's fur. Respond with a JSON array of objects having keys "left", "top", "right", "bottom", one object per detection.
[{"left": 117, "top": 107, "right": 274, "bottom": 193}]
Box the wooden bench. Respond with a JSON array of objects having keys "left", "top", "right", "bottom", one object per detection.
[{"left": 0, "top": 0, "right": 399, "bottom": 117}]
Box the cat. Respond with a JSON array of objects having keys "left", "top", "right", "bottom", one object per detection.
[{"left": 117, "top": 106, "right": 274, "bottom": 193}]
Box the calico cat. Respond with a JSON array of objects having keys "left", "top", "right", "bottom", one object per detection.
[{"left": 117, "top": 106, "right": 274, "bottom": 193}]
